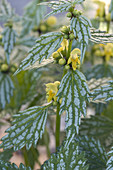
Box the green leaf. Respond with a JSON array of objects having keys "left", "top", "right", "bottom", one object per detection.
[
  {"left": 0, "top": 72, "right": 14, "bottom": 109},
  {"left": 70, "top": 15, "right": 92, "bottom": 62},
  {"left": 22, "top": 146, "right": 39, "bottom": 169},
  {"left": 40, "top": 0, "right": 85, "bottom": 18},
  {"left": 17, "top": 36, "right": 36, "bottom": 48},
  {"left": 92, "top": 80, "right": 113, "bottom": 102},
  {"left": 107, "top": 147, "right": 113, "bottom": 170},
  {"left": 21, "top": 0, "right": 46, "bottom": 36},
  {"left": 80, "top": 115, "right": 113, "bottom": 150},
  {"left": 109, "top": 0, "right": 113, "bottom": 20},
  {"left": 75, "top": 135, "right": 107, "bottom": 170},
  {"left": 41, "top": 141, "right": 88, "bottom": 170},
  {"left": 90, "top": 28, "right": 113, "bottom": 43},
  {"left": 0, "top": 160, "right": 31, "bottom": 170},
  {"left": 2, "top": 27, "right": 16, "bottom": 64},
  {"left": 0, "top": 105, "right": 50, "bottom": 151},
  {"left": 86, "top": 64, "right": 113, "bottom": 80},
  {"left": 0, "top": 149, "right": 13, "bottom": 161},
  {"left": 0, "top": 0, "right": 14, "bottom": 22},
  {"left": 15, "top": 32, "right": 63, "bottom": 74},
  {"left": 57, "top": 70, "right": 90, "bottom": 142}
]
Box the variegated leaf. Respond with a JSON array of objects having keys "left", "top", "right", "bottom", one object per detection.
[
  {"left": 0, "top": 72, "right": 14, "bottom": 109},
  {"left": 42, "top": 141, "right": 88, "bottom": 170},
  {"left": 90, "top": 28, "right": 113, "bottom": 43},
  {"left": 80, "top": 115, "right": 113, "bottom": 150},
  {"left": 70, "top": 15, "right": 92, "bottom": 62},
  {"left": 2, "top": 27, "right": 16, "bottom": 64},
  {"left": 0, "top": 160, "right": 31, "bottom": 170},
  {"left": 86, "top": 64, "right": 113, "bottom": 80},
  {"left": 0, "top": 105, "right": 49, "bottom": 151},
  {"left": 106, "top": 147, "right": 113, "bottom": 170},
  {"left": 0, "top": 0, "right": 14, "bottom": 22},
  {"left": 75, "top": 136, "right": 107, "bottom": 170},
  {"left": 15, "top": 32, "right": 63, "bottom": 74},
  {"left": 39, "top": 0, "right": 85, "bottom": 18},
  {"left": 21, "top": 0, "right": 46, "bottom": 36},
  {"left": 57, "top": 70, "right": 90, "bottom": 141},
  {"left": 92, "top": 80, "right": 113, "bottom": 102}
]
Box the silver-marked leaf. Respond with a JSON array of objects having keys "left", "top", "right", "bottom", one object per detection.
[
  {"left": 0, "top": 72, "right": 14, "bottom": 109},
  {"left": 85, "top": 64, "right": 113, "bottom": 80},
  {"left": 80, "top": 115, "right": 113, "bottom": 150},
  {"left": 75, "top": 136, "right": 107, "bottom": 170},
  {"left": 41, "top": 141, "right": 88, "bottom": 170},
  {"left": 21, "top": 0, "right": 46, "bottom": 36},
  {"left": 90, "top": 28, "right": 113, "bottom": 43},
  {"left": 40, "top": 0, "right": 85, "bottom": 18},
  {"left": 0, "top": 160, "right": 31, "bottom": 170},
  {"left": 17, "top": 36, "right": 36, "bottom": 48},
  {"left": 0, "top": 0, "right": 14, "bottom": 22},
  {"left": 57, "top": 70, "right": 90, "bottom": 140},
  {"left": 2, "top": 27, "right": 16, "bottom": 64},
  {"left": 70, "top": 15, "right": 92, "bottom": 62},
  {"left": 107, "top": 147, "right": 113, "bottom": 170},
  {"left": 88, "top": 77, "right": 112, "bottom": 93},
  {"left": 92, "top": 80, "right": 113, "bottom": 102},
  {"left": 0, "top": 105, "right": 49, "bottom": 151},
  {"left": 15, "top": 32, "right": 63, "bottom": 74},
  {"left": 109, "top": 0, "right": 113, "bottom": 20}
]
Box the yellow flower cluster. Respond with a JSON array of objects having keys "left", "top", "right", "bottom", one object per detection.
[
  {"left": 94, "top": 43, "right": 113, "bottom": 62},
  {"left": 52, "top": 39, "right": 81, "bottom": 70},
  {"left": 46, "top": 81, "right": 60, "bottom": 103}
]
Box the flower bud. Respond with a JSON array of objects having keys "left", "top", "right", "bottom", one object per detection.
[
  {"left": 68, "top": 7, "right": 74, "bottom": 12},
  {"left": 63, "top": 34, "right": 69, "bottom": 39},
  {"left": 1, "top": 64, "right": 9, "bottom": 72},
  {"left": 72, "top": 10, "right": 82, "bottom": 17},
  {"left": 53, "top": 101, "right": 57, "bottom": 106},
  {"left": 65, "top": 65, "right": 70, "bottom": 70},
  {"left": 69, "top": 33, "right": 75, "bottom": 40},
  {"left": 61, "top": 26, "right": 69, "bottom": 34},
  {"left": 40, "top": 24, "right": 47, "bottom": 32},
  {"left": 66, "top": 12, "right": 72, "bottom": 18},
  {"left": 59, "top": 58, "right": 66, "bottom": 65},
  {"left": 46, "top": 16, "right": 57, "bottom": 26}
]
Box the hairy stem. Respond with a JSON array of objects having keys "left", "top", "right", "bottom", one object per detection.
[{"left": 56, "top": 103, "right": 61, "bottom": 150}]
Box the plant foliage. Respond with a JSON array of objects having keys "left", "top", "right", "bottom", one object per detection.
[{"left": 0, "top": 105, "right": 49, "bottom": 151}]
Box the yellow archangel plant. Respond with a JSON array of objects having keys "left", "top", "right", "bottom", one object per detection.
[{"left": 52, "top": 39, "right": 81, "bottom": 70}]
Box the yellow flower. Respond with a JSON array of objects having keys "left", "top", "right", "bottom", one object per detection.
[
  {"left": 46, "top": 81, "right": 60, "bottom": 102},
  {"left": 67, "top": 48, "right": 81, "bottom": 70},
  {"left": 104, "top": 43, "right": 113, "bottom": 62},
  {"left": 57, "top": 39, "right": 68, "bottom": 53},
  {"left": 52, "top": 39, "right": 68, "bottom": 58}
]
